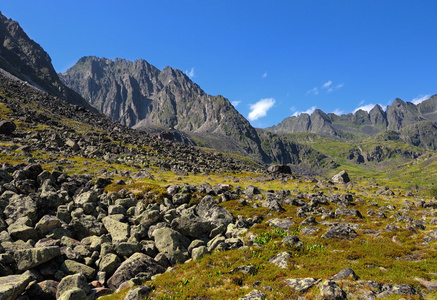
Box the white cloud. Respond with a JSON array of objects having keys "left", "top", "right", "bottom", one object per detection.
[
  {"left": 248, "top": 98, "right": 275, "bottom": 121},
  {"left": 353, "top": 104, "right": 376, "bottom": 113},
  {"left": 293, "top": 106, "right": 316, "bottom": 117},
  {"left": 185, "top": 67, "right": 195, "bottom": 79},
  {"left": 232, "top": 100, "right": 241, "bottom": 107},
  {"left": 262, "top": 72, "right": 268, "bottom": 78},
  {"left": 308, "top": 81, "right": 343, "bottom": 95},
  {"left": 331, "top": 109, "right": 344, "bottom": 115},
  {"left": 358, "top": 99, "right": 365, "bottom": 105},
  {"left": 411, "top": 94, "right": 430, "bottom": 105},
  {"left": 307, "top": 87, "right": 319, "bottom": 95},
  {"left": 323, "top": 80, "right": 332, "bottom": 88}
]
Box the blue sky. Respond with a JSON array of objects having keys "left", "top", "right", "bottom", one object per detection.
[{"left": 2, "top": 1, "right": 437, "bottom": 128}]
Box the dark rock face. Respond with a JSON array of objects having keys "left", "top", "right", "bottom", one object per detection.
[
  {"left": 59, "top": 56, "right": 267, "bottom": 162},
  {"left": 0, "top": 120, "right": 16, "bottom": 135},
  {"left": 0, "top": 12, "right": 97, "bottom": 112}
]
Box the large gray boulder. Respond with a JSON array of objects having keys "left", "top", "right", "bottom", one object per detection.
[
  {"left": 60, "top": 260, "right": 96, "bottom": 280},
  {"left": 0, "top": 272, "right": 33, "bottom": 300},
  {"left": 102, "top": 216, "right": 130, "bottom": 245},
  {"left": 56, "top": 273, "right": 89, "bottom": 299},
  {"left": 322, "top": 223, "right": 358, "bottom": 240},
  {"left": 4, "top": 195, "right": 37, "bottom": 222},
  {"left": 107, "top": 253, "right": 165, "bottom": 291},
  {"left": 196, "top": 195, "right": 235, "bottom": 227},
  {"left": 14, "top": 246, "right": 61, "bottom": 272},
  {"left": 332, "top": 171, "right": 350, "bottom": 184},
  {"left": 153, "top": 227, "right": 190, "bottom": 265},
  {"left": 171, "top": 215, "right": 213, "bottom": 238}
]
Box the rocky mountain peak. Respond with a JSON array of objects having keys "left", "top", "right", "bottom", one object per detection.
[{"left": 0, "top": 12, "right": 97, "bottom": 112}]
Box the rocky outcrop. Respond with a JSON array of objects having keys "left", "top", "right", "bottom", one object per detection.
[{"left": 0, "top": 12, "right": 97, "bottom": 112}]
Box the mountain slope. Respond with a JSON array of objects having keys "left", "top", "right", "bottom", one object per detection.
[{"left": 0, "top": 11, "right": 97, "bottom": 112}]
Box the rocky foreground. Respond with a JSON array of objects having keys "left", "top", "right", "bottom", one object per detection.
[{"left": 1, "top": 158, "right": 437, "bottom": 299}]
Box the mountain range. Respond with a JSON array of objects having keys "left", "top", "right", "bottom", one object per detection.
[{"left": 1, "top": 10, "right": 437, "bottom": 173}]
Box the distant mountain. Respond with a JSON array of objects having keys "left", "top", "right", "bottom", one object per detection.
[
  {"left": 267, "top": 96, "right": 437, "bottom": 140},
  {"left": 0, "top": 11, "right": 97, "bottom": 112}
]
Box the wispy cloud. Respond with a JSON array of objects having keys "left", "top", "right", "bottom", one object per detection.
[
  {"left": 411, "top": 94, "right": 430, "bottom": 105},
  {"left": 327, "top": 83, "right": 344, "bottom": 93},
  {"left": 323, "top": 81, "right": 332, "bottom": 88},
  {"left": 248, "top": 98, "right": 275, "bottom": 121},
  {"left": 185, "top": 67, "right": 195, "bottom": 79},
  {"left": 293, "top": 106, "right": 316, "bottom": 117},
  {"left": 231, "top": 100, "right": 241, "bottom": 107},
  {"left": 262, "top": 72, "right": 268, "bottom": 78},
  {"left": 308, "top": 80, "right": 343, "bottom": 95},
  {"left": 306, "top": 87, "right": 319, "bottom": 95}
]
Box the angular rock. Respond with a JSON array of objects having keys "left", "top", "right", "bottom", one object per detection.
[
  {"left": 102, "top": 216, "right": 130, "bottom": 244},
  {"left": 171, "top": 215, "right": 213, "bottom": 238},
  {"left": 14, "top": 246, "right": 61, "bottom": 272},
  {"left": 319, "top": 280, "right": 347, "bottom": 300},
  {"left": 60, "top": 260, "right": 97, "bottom": 280},
  {"left": 4, "top": 195, "right": 37, "bottom": 222},
  {"left": 322, "top": 223, "right": 358, "bottom": 240},
  {"left": 269, "top": 251, "right": 293, "bottom": 269},
  {"left": 332, "top": 171, "right": 350, "bottom": 184},
  {"left": 56, "top": 273, "right": 89, "bottom": 298},
  {"left": 196, "top": 195, "right": 235, "bottom": 227},
  {"left": 99, "top": 253, "right": 121, "bottom": 275},
  {"left": 335, "top": 208, "right": 363, "bottom": 218},
  {"left": 267, "top": 218, "right": 295, "bottom": 231},
  {"left": 107, "top": 253, "right": 165, "bottom": 291},
  {"left": 191, "top": 246, "right": 208, "bottom": 260},
  {"left": 35, "top": 215, "right": 62, "bottom": 238},
  {"left": 331, "top": 268, "right": 359, "bottom": 281},
  {"left": 58, "top": 287, "right": 87, "bottom": 300},
  {"left": 153, "top": 227, "right": 190, "bottom": 265},
  {"left": 8, "top": 222, "right": 38, "bottom": 242},
  {"left": 0, "top": 272, "right": 33, "bottom": 300},
  {"left": 123, "top": 285, "right": 152, "bottom": 300},
  {"left": 239, "top": 289, "right": 265, "bottom": 300},
  {"left": 284, "top": 278, "right": 321, "bottom": 292},
  {"left": 26, "top": 280, "right": 58, "bottom": 300}
]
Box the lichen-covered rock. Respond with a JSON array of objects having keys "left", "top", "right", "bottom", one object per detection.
[
  {"left": 14, "top": 246, "right": 61, "bottom": 272},
  {"left": 171, "top": 215, "right": 213, "bottom": 238},
  {"left": 322, "top": 223, "right": 358, "bottom": 240},
  {"left": 0, "top": 272, "right": 33, "bottom": 300},
  {"left": 319, "top": 279, "right": 347, "bottom": 299},
  {"left": 154, "top": 227, "right": 190, "bottom": 265},
  {"left": 284, "top": 278, "right": 321, "bottom": 292},
  {"left": 196, "top": 195, "right": 235, "bottom": 227},
  {"left": 267, "top": 218, "right": 295, "bottom": 231},
  {"left": 4, "top": 194, "right": 37, "bottom": 222},
  {"left": 107, "top": 253, "right": 165, "bottom": 291},
  {"left": 269, "top": 251, "right": 293, "bottom": 269},
  {"left": 102, "top": 216, "right": 130, "bottom": 244},
  {"left": 99, "top": 253, "right": 121, "bottom": 275},
  {"left": 331, "top": 268, "right": 359, "bottom": 281},
  {"left": 191, "top": 246, "right": 208, "bottom": 260},
  {"left": 58, "top": 287, "right": 87, "bottom": 300},
  {"left": 239, "top": 289, "right": 266, "bottom": 300},
  {"left": 332, "top": 171, "right": 350, "bottom": 184},
  {"left": 60, "top": 260, "right": 97, "bottom": 280},
  {"left": 123, "top": 285, "right": 152, "bottom": 300}
]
